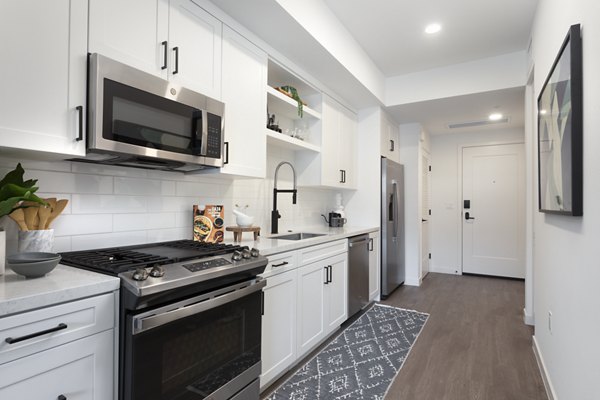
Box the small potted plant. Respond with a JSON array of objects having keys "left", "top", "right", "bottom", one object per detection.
[{"left": 0, "top": 163, "right": 46, "bottom": 274}]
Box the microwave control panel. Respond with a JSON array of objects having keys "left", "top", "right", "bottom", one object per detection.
[{"left": 206, "top": 113, "right": 222, "bottom": 159}]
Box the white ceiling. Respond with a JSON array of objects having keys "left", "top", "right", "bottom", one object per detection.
[
  {"left": 323, "top": 0, "right": 538, "bottom": 76},
  {"left": 387, "top": 87, "right": 525, "bottom": 135},
  {"left": 209, "top": 0, "right": 538, "bottom": 134}
]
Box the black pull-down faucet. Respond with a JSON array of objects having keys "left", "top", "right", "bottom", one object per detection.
[{"left": 271, "top": 161, "right": 297, "bottom": 234}]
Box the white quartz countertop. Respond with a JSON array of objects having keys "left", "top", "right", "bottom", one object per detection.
[
  {"left": 231, "top": 225, "right": 379, "bottom": 256},
  {"left": 0, "top": 264, "right": 120, "bottom": 317}
]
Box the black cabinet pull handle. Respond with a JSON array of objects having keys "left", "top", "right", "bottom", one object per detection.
[
  {"left": 75, "top": 106, "right": 83, "bottom": 141},
  {"left": 58, "top": 395, "right": 67, "bottom": 400},
  {"left": 224, "top": 141, "right": 229, "bottom": 165},
  {"left": 324, "top": 266, "right": 329, "bottom": 284},
  {"left": 161, "top": 41, "right": 168, "bottom": 70},
  {"left": 5, "top": 323, "right": 68, "bottom": 344},
  {"left": 328, "top": 265, "right": 333, "bottom": 283},
  {"left": 272, "top": 261, "right": 289, "bottom": 268},
  {"left": 390, "top": 139, "right": 394, "bottom": 151},
  {"left": 369, "top": 238, "right": 374, "bottom": 251},
  {"left": 339, "top": 169, "right": 344, "bottom": 183},
  {"left": 261, "top": 291, "right": 265, "bottom": 316},
  {"left": 342, "top": 170, "right": 346, "bottom": 183},
  {"left": 173, "top": 46, "right": 179, "bottom": 75}
]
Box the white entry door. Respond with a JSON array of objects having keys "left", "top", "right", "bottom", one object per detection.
[
  {"left": 462, "top": 143, "right": 525, "bottom": 278},
  {"left": 420, "top": 150, "right": 431, "bottom": 279}
]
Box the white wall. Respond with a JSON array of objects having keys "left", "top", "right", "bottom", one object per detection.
[
  {"left": 429, "top": 128, "right": 524, "bottom": 274},
  {"left": 530, "top": 1, "right": 600, "bottom": 399},
  {"left": 399, "top": 123, "right": 421, "bottom": 285},
  {"left": 0, "top": 148, "right": 337, "bottom": 253},
  {"left": 386, "top": 51, "right": 528, "bottom": 106}
]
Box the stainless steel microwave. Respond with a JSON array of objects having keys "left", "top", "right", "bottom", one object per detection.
[{"left": 71, "top": 53, "right": 224, "bottom": 172}]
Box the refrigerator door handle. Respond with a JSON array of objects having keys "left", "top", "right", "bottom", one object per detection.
[{"left": 392, "top": 181, "right": 399, "bottom": 239}]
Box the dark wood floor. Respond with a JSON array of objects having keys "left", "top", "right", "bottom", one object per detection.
[
  {"left": 382, "top": 273, "right": 547, "bottom": 400},
  {"left": 262, "top": 273, "right": 548, "bottom": 400}
]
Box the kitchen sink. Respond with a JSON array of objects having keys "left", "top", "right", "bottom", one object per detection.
[{"left": 273, "top": 232, "right": 326, "bottom": 241}]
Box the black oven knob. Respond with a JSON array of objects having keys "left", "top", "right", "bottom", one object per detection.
[
  {"left": 149, "top": 265, "right": 165, "bottom": 278},
  {"left": 232, "top": 250, "right": 243, "bottom": 261},
  {"left": 132, "top": 268, "right": 149, "bottom": 281},
  {"left": 250, "top": 248, "right": 260, "bottom": 257},
  {"left": 242, "top": 249, "right": 251, "bottom": 259}
]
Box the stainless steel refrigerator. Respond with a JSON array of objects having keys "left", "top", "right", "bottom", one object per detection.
[{"left": 381, "top": 157, "right": 405, "bottom": 298}]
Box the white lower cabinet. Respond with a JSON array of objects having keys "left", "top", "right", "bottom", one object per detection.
[
  {"left": 369, "top": 232, "right": 381, "bottom": 301},
  {"left": 260, "top": 268, "right": 297, "bottom": 389},
  {"left": 0, "top": 329, "right": 113, "bottom": 399},
  {"left": 260, "top": 241, "right": 348, "bottom": 390},
  {"left": 0, "top": 292, "right": 116, "bottom": 399},
  {"left": 324, "top": 253, "right": 348, "bottom": 335},
  {"left": 297, "top": 252, "right": 348, "bottom": 360},
  {"left": 296, "top": 259, "right": 327, "bottom": 357}
]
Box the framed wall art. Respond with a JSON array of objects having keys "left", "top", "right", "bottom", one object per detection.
[{"left": 538, "top": 23, "right": 583, "bottom": 216}]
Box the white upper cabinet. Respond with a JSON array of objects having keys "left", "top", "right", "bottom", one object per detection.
[
  {"left": 0, "top": 0, "right": 87, "bottom": 157},
  {"left": 89, "top": 0, "right": 222, "bottom": 99},
  {"left": 168, "top": 0, "right": 222, "bottom": 99},
  {"left": 88, "top": 0, "right": 168, "bottom": 79},
  {"left": 381, "top": 111, "right": 400, "bottom": 162},
  {"left": 220, "top": 25, "right": 267, "bottom": 178},
  {"left": 298, "top": 95, "right": 357, "bottom": 189}
]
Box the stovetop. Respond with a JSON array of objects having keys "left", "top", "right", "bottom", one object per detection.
[
  {"left": 60, "top": 240, "right": 267, "bottom": 299},
  {"left": 60, "top": 240, "right": 244, "bottom": 275}
]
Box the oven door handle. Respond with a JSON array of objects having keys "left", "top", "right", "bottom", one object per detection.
[{"left": 132, "top": 279, "right": 266, "bottom": 334}]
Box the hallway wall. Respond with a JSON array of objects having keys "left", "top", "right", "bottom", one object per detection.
[
  {"left": 429, "top": 128, "right": 524, "bottom": 274},
  {"left": 530, "top": 1, "right": 600, "bottom": 399}
]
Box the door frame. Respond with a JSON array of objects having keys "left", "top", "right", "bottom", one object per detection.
[
  {"left": 419, "top": 149, "right": 431, "bottom": 279},
  {"left": 457, "top": 141, "right": 525, "bottom": 275}
]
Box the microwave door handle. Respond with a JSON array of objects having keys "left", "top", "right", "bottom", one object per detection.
[{"left": 199, "top": 110, "right": 208, "bottom": 156}]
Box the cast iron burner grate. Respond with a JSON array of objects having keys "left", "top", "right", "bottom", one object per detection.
[{"left": 60, "top": 240, "right": 244, "bottom": 275}]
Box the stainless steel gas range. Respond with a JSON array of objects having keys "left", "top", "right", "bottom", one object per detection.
[{"left": 60, "top": 240, "right": 267, "bottom": 400}]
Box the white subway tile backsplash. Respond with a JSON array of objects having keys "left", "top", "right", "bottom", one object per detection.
[
  {"left": 34, "top": 170, "right": 113, "bottom": 194},
  {"left": 113, "top": 213, "right": 176, "bottom": 232},
  {"left": 53, "top": 214, "right": 113, "bottom": 236},
  {"left": 71, "top": 231, "right": 149, "bottom": 251},
  {"left": 176, "top": 181, "right": 223, "bottom": 197},
  {"left": 4, "top": 155, "right": 336, "bottom": 250},
  {"left": 71, "top": 162, "right": 148, "bottom": 178},
  {"left": 72, "top": 195, "right": 147, "bottom": 214},
  {"left": 147, "top": 227, "right": 191, "bottom": 242},
  {"left": 114, "top": 177, "right": 176, "bottom": 196}
]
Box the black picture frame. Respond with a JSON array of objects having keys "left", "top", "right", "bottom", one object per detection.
[{"left": 537, "top": 24, "right": 583, "bottom": 216}]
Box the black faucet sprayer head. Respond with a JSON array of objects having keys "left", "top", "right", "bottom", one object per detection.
[{"left": 292, "top": 190, "right": 297, "bottom": 204}]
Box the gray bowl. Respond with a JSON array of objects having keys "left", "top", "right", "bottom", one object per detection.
[
  {"left": 7, "top": 256, "right": 61, "bottom": 278},
  {"left": 7, "top": 252, "right": 60, "bottom": 264}
]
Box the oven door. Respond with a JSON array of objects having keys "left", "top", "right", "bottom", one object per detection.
[{"left": 123, "top": 279, "right": 265, "bottom": 400}]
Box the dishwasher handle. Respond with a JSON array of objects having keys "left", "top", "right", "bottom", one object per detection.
[{"left": 348, "top": 238, "right": 369, "bottom": 248}]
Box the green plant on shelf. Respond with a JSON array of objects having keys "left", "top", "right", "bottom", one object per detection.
[{"left": 279, "top": 85, "right": 304, "bottom": 118}]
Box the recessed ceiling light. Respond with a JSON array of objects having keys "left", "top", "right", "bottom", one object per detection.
[
  {"left": 540, "top": 109, "right": 547, "bottom": 115},
  {"left": 489, "top": 113, "right": 503, "bottom": 121},
  {"left": 425, "top": 23, "right": 441, "bottom": 34}
]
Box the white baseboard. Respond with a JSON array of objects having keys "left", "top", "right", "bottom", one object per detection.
[
  {"left": 523, "top": 308, "right": 535, "bottom": 326},
  {"left": 429, "top": 266, "right": 461, "bottom": 275},
  {"left": 404, "top": 276, "right": 421, "bottom": 286},
  {"left": 532, "top": 336, "right": 557, "bottom": 400}
]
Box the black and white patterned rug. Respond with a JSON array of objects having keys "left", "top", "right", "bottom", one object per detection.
[{"left": 265, "top": 303, "right": 429, "bottom": 400}]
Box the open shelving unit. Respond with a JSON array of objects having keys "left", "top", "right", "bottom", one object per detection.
[
  {"left": 266, "top": 129, "right": 320, "bottom": 152},
  {"left": 266, "top": 86, "right": 321, "bottom": 120}
]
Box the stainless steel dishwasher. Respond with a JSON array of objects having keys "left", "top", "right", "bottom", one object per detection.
[{"left": 348, "top": 234, "right": 370, "bottom": 318}]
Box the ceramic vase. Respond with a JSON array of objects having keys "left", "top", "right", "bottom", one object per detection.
[{"left": 18, "top": 229, "right": 54, "bottom": 253}]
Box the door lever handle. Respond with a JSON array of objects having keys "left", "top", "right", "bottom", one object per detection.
[{"left": 465, "top": 212, "right": 475, "bottom": 220}]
